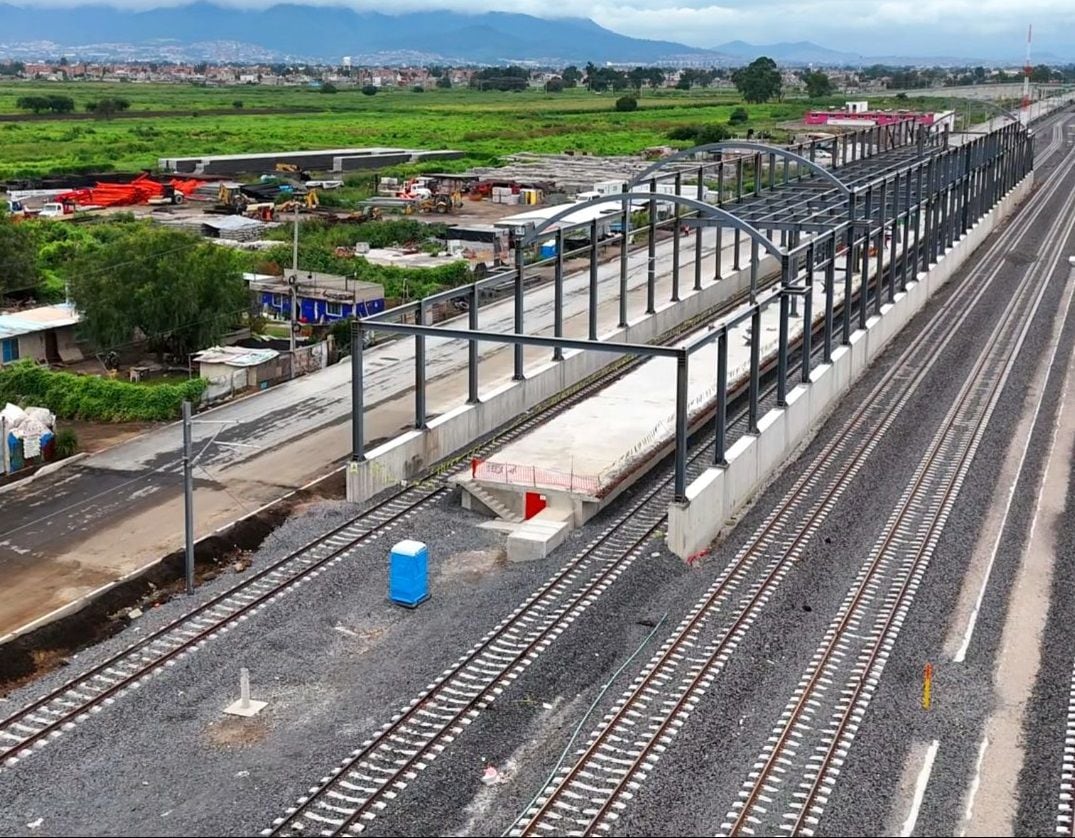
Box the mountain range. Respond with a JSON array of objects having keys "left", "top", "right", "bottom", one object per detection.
[
  {"left": 0, "top": 4, "right": 713, "bottom": 65},
  {"left": 0, "top": 3, "right": 1066, "bottom": 66}
]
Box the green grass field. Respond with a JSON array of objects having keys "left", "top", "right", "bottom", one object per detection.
[
  {"left": 0, "top": 81, "right": 985, "bottom": 180},
  {"left": 0, "top": 83, "right": 811, "bottom": 179}
]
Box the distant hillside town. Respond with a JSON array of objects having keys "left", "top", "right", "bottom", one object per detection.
[{"left": 0, "top": 59, "right": 1072, "bottom": 92}]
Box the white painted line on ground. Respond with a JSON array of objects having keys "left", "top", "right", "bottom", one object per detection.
[
  {"left": 951, "top": 262, "right": 1075, "bottom": 663},
  {"left": 959, "top": 736, "right": 991, "bottom": 836},
  {"left": 900, "top": 739, "right": 940, "bottom": 837}
]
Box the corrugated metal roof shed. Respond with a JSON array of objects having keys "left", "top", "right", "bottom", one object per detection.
[
  {"left": 192, "top": 345, "right": 279, "bottom": 368},
  {"left": 0, "top": 304, "right": 80, "bottom": 341}
]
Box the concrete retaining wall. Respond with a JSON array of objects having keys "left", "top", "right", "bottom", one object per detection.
[
  {"left": 346, "top": 252, "right": 779, "bottom": 502},
  {"left": 666, "top": 173, "right": 1035, "bottom": 559}
]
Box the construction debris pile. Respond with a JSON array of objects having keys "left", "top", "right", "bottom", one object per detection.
[
  {"left": 1, "top": 402, "right": 57, "bottom": 474},
  {"left": 469, "top": 153, "right": 703, "bottom": 196}
]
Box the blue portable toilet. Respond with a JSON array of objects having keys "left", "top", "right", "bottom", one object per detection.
[{"left": 389, "top": 540, "right": 430, "bottom": 608}]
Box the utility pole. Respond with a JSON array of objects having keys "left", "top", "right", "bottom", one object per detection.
[
  {"left": 182, "top": 400, "right": 195, "bottom": 595},
  {"left": 290, "top": 202, "right": 299, "bottom": 377}
]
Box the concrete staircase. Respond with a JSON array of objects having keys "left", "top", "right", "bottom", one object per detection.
[{"left": 462, "top": 481, "right": 523, "bottom": 523}]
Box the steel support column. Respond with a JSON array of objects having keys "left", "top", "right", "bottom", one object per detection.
[
  {"left": 824, "top": 236, "right": 835, "bottom": 364},
  {"left": 468, "top": 283, "right": 480, "bottom": 402},
  {"left": 647, "top": 181, "right": 657, "bottom": 314},
  {"left": 694, "top": 166, "right": 704, "bottom": 291},
  {"left": 860, "top": 186, "right": 872, "bottom": 330},
  {"left": 715, "top": 328, "right": 728, "bottom": 466},
  {"left": 802, "top": 242, "right": 814, "bottom": 383},
  {"left": 415, "top": 298, "right": 427, "bottom": 429},
  {"left": 554, "top": 228, "right": 565, "bottom": 361},
  {"left": 875, "top": 179, "right": 886, "bottom": 315},
  {"left": 843, "top": 190, "right": 856, "bottom": 344},
  {"left": 777, "top": 289, "right": 790, "bottom": 407},
  {"left": 889, "top": 172, "right": 899, "bottom": 303},
  {"left": 513, "top": 246, "right": 526, "bottom": 379},
  {"left": 351, "top": 321, "right": 364, "bottom": 461},
  {"left": 671, "top": 172, "right": 681, "bottom": 301},
  {"left": 750, "top": 238, "right": 759, "bottom": 303},
  {"left": 674, "top": 352, "right": 689, "bottom": 503},
  {"left": 619, "top": 188, "right": 629, "bottom": 327},
  {"left": 589, "top": 218, "right": 599, "bottom": 340},
  {"left": 749, "top": 305, "right": 761, "bottom": 433}
]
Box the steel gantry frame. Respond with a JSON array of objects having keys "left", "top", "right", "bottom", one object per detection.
[{"left": 349, "top": 117, "right": 1034, "bottom": 502}]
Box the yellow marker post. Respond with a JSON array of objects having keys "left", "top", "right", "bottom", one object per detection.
[{"left": 922, "top": 663, "right": 933, "bottom": 710}]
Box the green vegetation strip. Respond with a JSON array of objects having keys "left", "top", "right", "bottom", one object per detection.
[{"left": 0, "top": 359, "right": 205, "bottom": 422}]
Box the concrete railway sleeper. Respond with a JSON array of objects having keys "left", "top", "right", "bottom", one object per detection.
[{"left": 509, "top": 136, "right": 1075, "bottom": 838}]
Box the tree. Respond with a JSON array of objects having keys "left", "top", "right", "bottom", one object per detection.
[
  {"left": 584, "top": 61, "right": 597, "bottom": 90},
  {"left": 728, "top": 106, "right": 750, "bottom": 125},
  {"left": 47, "top": 95, "right": 74, "bottom": 113},
  {"left": 85, "top": 97, "right": 130, "bottom": 118},
  {"left": 70, "top": 227, "right": 248, "bottom": 360},
  {"left": 361, "top": 84, "right": 378, "bottom": 95},
  {"left": 615, "top": 95, "right": 638, "bottom": 112},
  {"left": 696, "top": 123, "right": 732, "bottom": 144},
  {"left": 16, "top": 96, "right": 51, "bottom": 114},
  {"left": 732, "top": 56, "right": 782, "bottom": 103},
  {"left": 469, "top": 66, "right": 530, "bottom": 91},
  {"left": 667, "top": 123, "right": 731, "bottom": 144},
  {"left": 801, "top": 69, "right": 834, "bottom": 99},
  {"left": 562, "top": 65, "right": 581, "bottom": 88},
  {"left": 0, "top": 61, "right": 25, "bottom": 77},
  {"left": 0, "top": 212, "right": 40, "bottom": 297},
  {"left": 436, "top": 74, "right": 452, "bottom": 89},
  {"left": 546, "top": 77, "right": 564, "bottom": 93}
]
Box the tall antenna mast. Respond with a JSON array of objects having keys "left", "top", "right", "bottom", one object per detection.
[{"left": 1021, "top": 24, "right": 1033, "bottom": 119}]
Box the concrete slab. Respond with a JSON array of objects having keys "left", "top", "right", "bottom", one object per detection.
[
  {"left": 223, "top": 699, "right": 267, "bottom": 717},
  {"left": 506, "top": 508, "right": 573, "bottom": 563}
]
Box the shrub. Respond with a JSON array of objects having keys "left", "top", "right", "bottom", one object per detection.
[
  {"left": 361, "top": 85, "right": 378, "bottom": 96},
  {"left": 667, "top": 125, "right": 701, "bottom": 141},
  {"left": 615, "top": 95, "right": 638, "bottom": 112},
  {"left": 232, "top": 99, "right": 244, "bottom": 109},
  {"left": 696, "top": 123, "right": 732, "bottom": 145},
  {"left": 55, "top": 428, "right": 79, "bottom": 458},
  {"left": 728, "top": 106, "right": 750, "bottom": 125},
  {"left": 412, "top": 85, "right": 424, "bottom": 93},
  {"left": 0, "top": 361, "right": 207, "bottom": 422}
]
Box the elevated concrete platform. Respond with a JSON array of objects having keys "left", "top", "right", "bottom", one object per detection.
[
  {"left": 456, "top": 243, "right": 860, "bottom": 554},
  {"left": 459, "top": 175, "right": 1035, "bottom": 559}
]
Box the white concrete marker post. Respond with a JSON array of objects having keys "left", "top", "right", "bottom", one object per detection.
[{"left": 223, "top": 667, "right": 267, "bottom": 717}]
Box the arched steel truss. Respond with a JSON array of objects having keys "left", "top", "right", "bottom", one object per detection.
[
  {"left": 626, "top": 141, "right": 851, "bottom": 194},
  {"left": 520, "top": 191, "right": 784, "bottom": 258}
]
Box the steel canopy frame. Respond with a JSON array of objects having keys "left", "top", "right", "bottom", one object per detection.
[
  {"left": 347, "top": 117, "right": 1034, "bottom": 507},
  {"left": 521, "top": 192, "right": 784, "bottom": 257},
  {"left": 626, "top": 140, "right": 852, "bottom": 195}
]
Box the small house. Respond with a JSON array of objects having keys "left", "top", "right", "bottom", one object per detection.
[
  {"left": 245, "top": 271, "right": 385, "bottom": 323},
  {"left": 0, "top": 303, "right": 82, "bottom": 366}
]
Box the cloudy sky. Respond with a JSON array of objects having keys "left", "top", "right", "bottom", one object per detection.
[{"left": 18, "top": 1, "right": 1075, "bottom": 59}]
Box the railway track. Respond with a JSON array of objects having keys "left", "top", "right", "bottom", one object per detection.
[
  {"left": 262, "top": 350, "right": 784, "bottom": 837},
  {"left": 721, "top": 159, "right": 1075, "bottom": 838},
  {"left": 1058, "top": 664, "right": 1075, "bottom": 836},
  {"left": 268, "top": 133, "right": 1071, "bottom": 838},
  {"left": 508, "top": 132, "right": 1075, "bottom": 838},
  {"left": 0, "top": 305, "right": 715, "bottom": 770}
]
